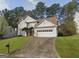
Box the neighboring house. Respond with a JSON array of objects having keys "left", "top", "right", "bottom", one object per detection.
[
  {"left": 3, "top": 26, "right": 17, "bottom": 38},
  {"left": 0, "top": 16, "right": 16, "bottom": 38},
  {"left": 74, "top": 12, "right": 79, "bottom": 33},
  {"left": 18, "top": 16, "right": 57, "bottom": 37}
]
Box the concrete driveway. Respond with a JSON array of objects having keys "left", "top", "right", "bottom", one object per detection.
[{"left": 9, "top": 37, "right": 59, "bottom": 58}]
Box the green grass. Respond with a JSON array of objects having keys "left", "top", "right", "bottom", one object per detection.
[
  {"left": 0, "top": 36, "right": 30, "bottom": 54},
  {"left": 56, "top": 35, "right": 79, "bottom": 58}
]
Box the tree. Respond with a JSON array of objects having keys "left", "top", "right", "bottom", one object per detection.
[
  {"left": 0, "top": 16, "right": 8, "bottom": 38},
  {"left": 35, "top": 2, "right": 46, "bottom": 18},
  {"left": 22, "top": 27, "right": 29, "bottom": 36},
  {"left": 14, "top": 7, "right": 25, "bottom": 21},
  {"left": 31, "top": 10, "right": 38, "bottom": 19},
  {"left": 63, "top": 0, "right": 77, "bottom": 17},
  {"left": 25, "top": 10, "right": 37, "bottom": 19},
  {"left": 22, "top": 27, "right": 33, "bottom": 36},
  {"left": 58, "top": 0, "right": 78, "bottom": 25},
  {"left": 3, "top": 10, "right": 17, "bottom": 28},
  {"left": 47, "top": 4, "right": 60, "bottom": 16},
  {"left": 58, "top": 16, "right": 76, "bottom": 36},
  {"left": 3, "top": 7, "right": 26, "bottom": 33}
]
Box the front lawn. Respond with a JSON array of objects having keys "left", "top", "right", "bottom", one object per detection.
[
  {"left": 0, "top": 37, "right": 30, "bottom": 54},
  {"left": 56, "top": 35, "right": 79, "bottom": 58}
]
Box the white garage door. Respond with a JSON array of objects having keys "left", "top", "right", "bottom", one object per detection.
[{"left": 34, "top": 27, "right": 57, "bottom": 37}]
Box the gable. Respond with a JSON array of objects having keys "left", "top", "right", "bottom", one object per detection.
[
  {"left": 18, "top": 16, "right": 37, "bottom": 29},
  {"left": 36, "top": 19, "right": 56, "bottom": 28},
  {"left": 25, "top": 16, "right": 37, "bottom": 23}
]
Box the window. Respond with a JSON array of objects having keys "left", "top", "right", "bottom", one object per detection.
[
  {"left": 49, "top": 30, "right": 53, "bottom": 32},
  {"left": 37, "top": 29, "right": 53, "bottom": 32}
]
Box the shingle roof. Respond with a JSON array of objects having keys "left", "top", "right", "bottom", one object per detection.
[
  {"left": 18, "top": 16, "right": 37, "bottom": 24},
  {"left": 35, "top": 16, "right": 57, "bottom": 27},
  {"left": 25, "top": 16, "right": 37, "bottom": 23},
  {"left": 34, "top": 16, "right": 57, "bottom": 28}
]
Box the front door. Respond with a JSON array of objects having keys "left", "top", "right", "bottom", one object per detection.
[{"left": 29, "top": 27, "right": 34, "bottom": 36}]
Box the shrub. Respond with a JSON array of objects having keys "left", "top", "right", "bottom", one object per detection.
[
  {"left": 0, "top": 32, "right": 4, "bottom": 39},
  {"left": 17, "top": 35, "right": 22, "bottom": 37},
  {"left": 58, "top": 16, "right": 76, "bottom": 36}
]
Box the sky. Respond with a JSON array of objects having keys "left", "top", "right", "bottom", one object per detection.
[{"left": 0, "top": 0, "right": 72, "bottom": 11}]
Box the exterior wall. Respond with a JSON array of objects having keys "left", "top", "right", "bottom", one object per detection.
[
  {"left": 18, "top": 20, "right": 27, "bottom": 29},
  {"left": 18, "top": 20, "right": 27, "bottom": 36},
  {"left": 34, "top": 27, "right": 57, "bottom": 37},
  {"left": 74, "top": 12, "right": 79, "bottom": 33},
  {"left": 18, "top": 20, "right": 36, "bottom": 36},
  {"left": 28, "top": 22, "right": 36, "bottom": 28}
]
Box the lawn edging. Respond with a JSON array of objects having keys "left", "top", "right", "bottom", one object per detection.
[{"left": 54, "top": 38, "right": 61, "bottom": 58}]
